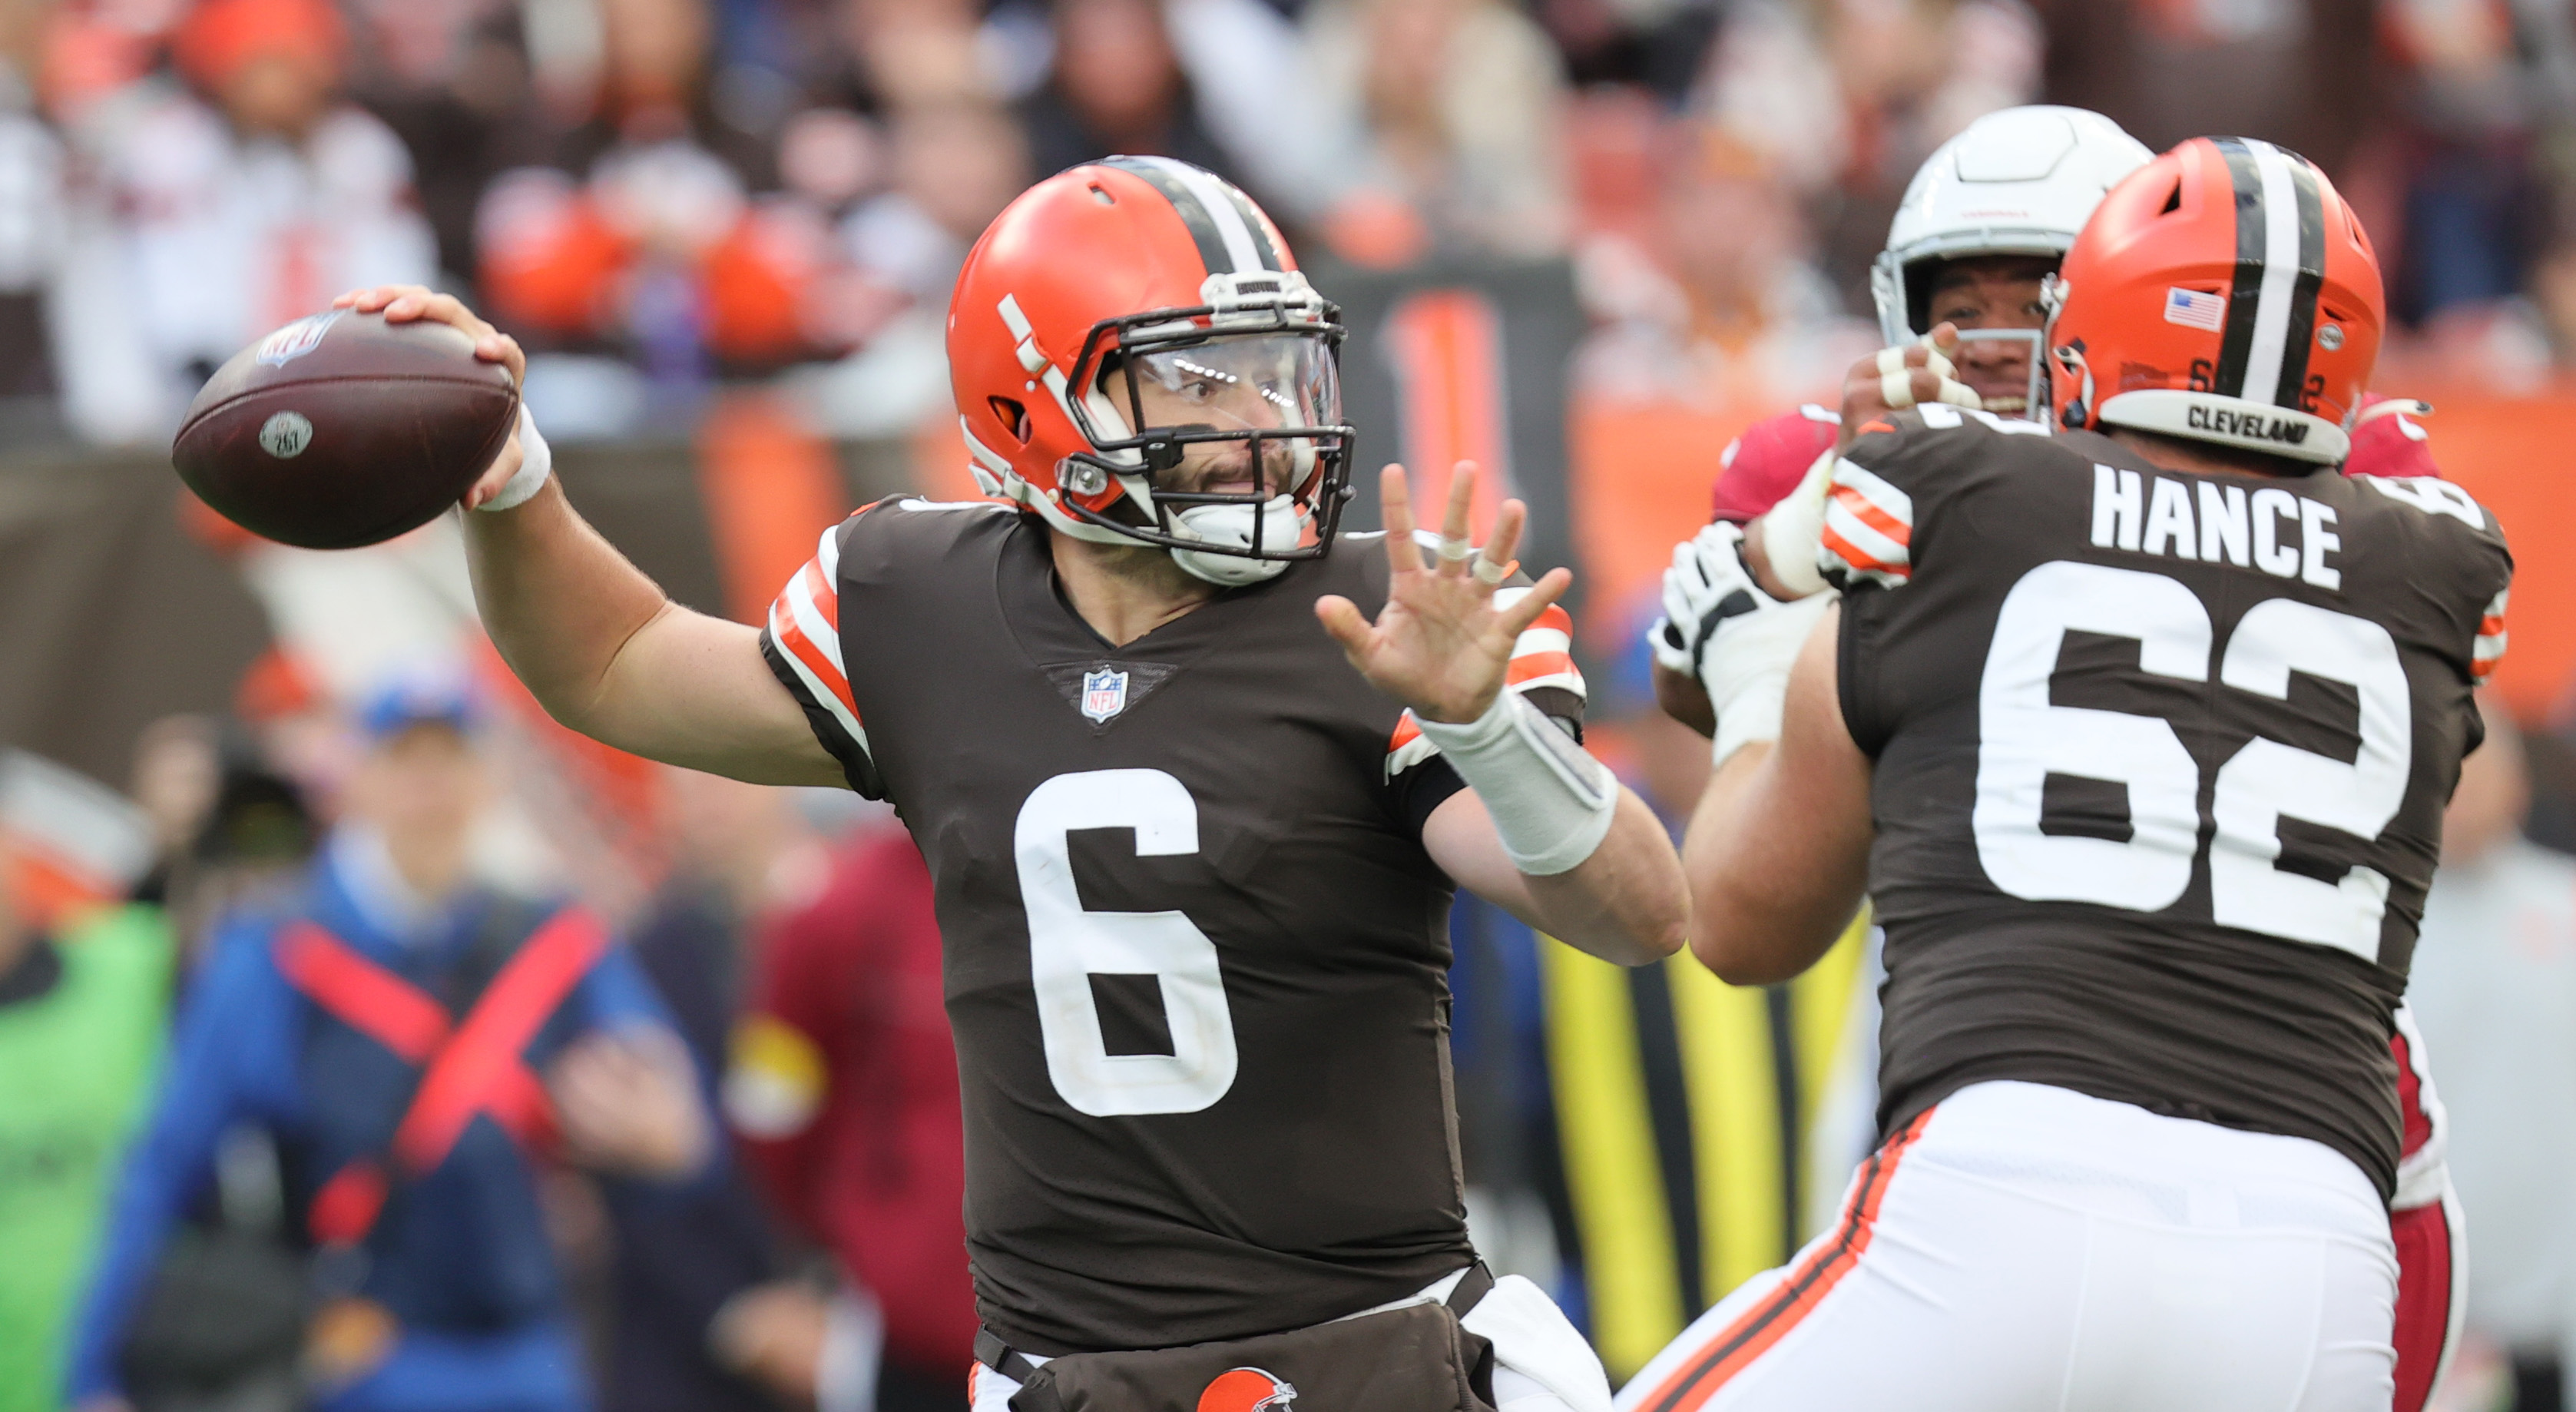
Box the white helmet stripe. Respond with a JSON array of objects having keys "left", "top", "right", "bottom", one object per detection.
[
  {"left": 2237, "top": 138, "right": 2307, "bottom": 409},
  {"left": 1123, "top": 155, "right": 1265, "bottom": 275}
]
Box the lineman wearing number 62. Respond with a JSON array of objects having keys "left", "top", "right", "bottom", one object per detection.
[
  {"left": 336, "top": 154, "right": 1683, "bottom": 1412},
  {"left": 1622, "top": 137, "right": 2510, "bottom": 1411}
]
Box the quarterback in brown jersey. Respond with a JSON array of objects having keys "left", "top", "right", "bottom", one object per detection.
[
  {"left": 336, "top": 155, "right": 1684, "bottom": 1412},
  {"left": 1619, "top": 138, "right": 2511, "bottom": 1412}
]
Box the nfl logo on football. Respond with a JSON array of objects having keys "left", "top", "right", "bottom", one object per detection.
[
  {"left": 1081, "top": 668, "right": 1129, "bottom": 722},
  {"left": 255, "top": 311, "right": 344, "bottom": 367}
]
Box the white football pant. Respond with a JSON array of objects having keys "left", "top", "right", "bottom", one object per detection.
[{"left": 1615, "top": 1080, "right": 2398, "bottom": 1412}]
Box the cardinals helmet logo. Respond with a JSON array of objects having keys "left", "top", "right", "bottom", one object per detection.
[{"left": 1197, "top": 1367, "right": 1296, "bottom": 1412}]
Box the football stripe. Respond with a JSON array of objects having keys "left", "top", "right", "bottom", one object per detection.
[
  {"left": 1632, "top": 1109, "right": 1935, "bottom": 1412},
  {"left": 1101, "top": 157, "right": 1233, "bottom": 275},
  {"left": 1829, "top": 482, "right": 1911, "bottom": 547},
  {"left": 764, "top": 612, "right": 866, "bottom": 745},
  {"left": 1212, "top": 179, "right": 1285, "bottom": 272},
  {"left": 783, "top": 573, "right": 847, "bottom": 682},
  {"left": 1822, "top": 505, "right": 1906, "bottom": 574},
  {"left": 1511, "top": 625, "right": 1573, "bottom": 659},
  {"left": 1157, "top": 160, "right": 1266, "bottom": 274},
  {"left": 2213, "top": 137, "right": 2266, "bottom": 400},
  {"left": 1819, "top": 522, "right": 1906, "bottom": 583},
  {"left": 816, "top": 521, "right": 843, "bottom": 581},
  {"left": 1829, "top": 462, "right": 1914, "bottom": 532},
  {"left": 1506, "top": 651, "right": 1578, "bottom": 687},
  {"left": 769, "top": 599, "right": 857, "bottom": 719},
  {"left": 2272, "top": 147, "right": 2327, "bottom": 407},
  {"left": 2240, "top": 139, "right": 2309, "bottom": 408},
  {"left": 798, "top": 561, "right": 839, "bottom": 631}
]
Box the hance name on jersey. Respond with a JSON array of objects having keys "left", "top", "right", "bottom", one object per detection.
[{"left": 2088, "top": 464, "right": 2343, "bottom": 591}]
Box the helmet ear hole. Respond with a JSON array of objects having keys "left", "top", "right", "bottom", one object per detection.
[
  {"left": 988, "top": 396, "right": 1031, "bottom": 443},
  {"left": 2159, "top": 181, "right": 2182, "bottom": 216}
]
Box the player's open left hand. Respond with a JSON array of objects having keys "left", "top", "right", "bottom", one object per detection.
[
  {"left": 1316, "top": 462, "right": 1572, "bottom": 725},
  {"left": 333, "top": 284, "right": 530, "bottom": 510}
]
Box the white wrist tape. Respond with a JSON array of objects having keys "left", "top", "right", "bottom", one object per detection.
[
  {"left": 1413, "top": 691, "right": 1617, "bottom": 877},
  {"left": 1758, "top": 446, "right": 1837, "bottom": 599},
  {"left": 475, "top": 402, "right": 552, "bottom": 512},
  {"left": 1703, "top": 589, "right": 1834, "bottom": 767}
]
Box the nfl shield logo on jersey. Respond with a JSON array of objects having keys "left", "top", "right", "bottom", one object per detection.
[{"left": 1080, "top": 667, "right": 1130, "bottom": 722}]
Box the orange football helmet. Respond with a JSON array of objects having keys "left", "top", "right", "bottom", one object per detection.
[
  {"left": 948, "top": 157, "right": 1353, "bottom": 585},
  {"left": 2046, "top": 136, "right": 2382, "bottom": 465}
]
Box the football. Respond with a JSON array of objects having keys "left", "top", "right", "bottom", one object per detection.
[{"left": 171, "top": 309, "right": 519, "bottom": 550}]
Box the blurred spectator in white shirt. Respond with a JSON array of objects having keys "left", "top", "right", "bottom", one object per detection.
[
  {"left": 49, "top": 0, "right": 435, "bottom": 443},
  {"left": 2407, "top": 704, "right": 2576, "bottom": 1411},
  {"left": 1303, "top": 0, "right": 1571, "bottom": 264}
]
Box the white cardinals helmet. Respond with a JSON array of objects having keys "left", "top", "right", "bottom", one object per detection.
[{"left": 1869, "top": 106, "right": 2155, "bottom": 346}]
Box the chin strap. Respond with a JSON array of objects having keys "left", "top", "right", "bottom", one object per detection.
[{"left": 1165, "top": 499, "right": 1304, "bottom": 585}]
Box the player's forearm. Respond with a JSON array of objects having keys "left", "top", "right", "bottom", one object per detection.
[
  {"left": 1682, "top": 744, "right": 1869, "bottom": 985},
  {"left": 462, "top": 479, "right": 673, "bottom": 737},
  {"left": 1654, "top": 661, "right": 1717, "bottom": 737},
  {"left": 1521, "top": 787, "right": 1690, "bottom": 964}
]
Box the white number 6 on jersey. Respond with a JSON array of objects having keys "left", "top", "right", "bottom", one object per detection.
[{"left": 1015, "top": 768, "right": 1238, "bottom": 1115}]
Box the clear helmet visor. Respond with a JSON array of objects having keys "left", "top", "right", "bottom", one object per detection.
[{"left": 1119, "top": 332, "right": 1342, "bottom": 441}]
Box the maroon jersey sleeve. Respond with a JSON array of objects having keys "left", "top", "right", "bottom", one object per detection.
[
  {"left": 1710, "top": 405, "right": 1843, "bottom": 523},
  {"left": 2346, "top": 396, "right": 2439, "bottom": 482}
]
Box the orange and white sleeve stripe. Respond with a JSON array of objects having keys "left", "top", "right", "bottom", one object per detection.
[
  {"left": 2472, "top": 587, "right": 2508, "bottom": 680},
  {"left": 1818, "top": 458, "right": 1914, "bottom": 589},
  {"left": 760, "top": 522, "right": 871, "bottom": 764},
  {"left": 1384, "top": 592, "right": 1586, "bottom": 780}
]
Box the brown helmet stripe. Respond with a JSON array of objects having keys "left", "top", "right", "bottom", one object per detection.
[
  {"left": 1099, "top": 155, "right": 1233, "bottom": 277},
  {"left": 2213, "top": 137, "right": 2267, "bottom": 400},
  {"left": 2271, "top": 153, "right": 2327, "bottom": 409}
]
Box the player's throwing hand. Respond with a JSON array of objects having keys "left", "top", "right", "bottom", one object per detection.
[
  {"left": 334, "top": 284, "right": 532, "bottom": 510},
  {"left": 1315, "top": 462, "right": 1574, "bottom": 724}
]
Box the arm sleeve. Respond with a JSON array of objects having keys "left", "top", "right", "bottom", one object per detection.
[
  {"left": 1385, "top": 585, "right": 1588, "bottom": 836},
  {"left": 758, "top": 510, "right": 886, "bottom": 797},
  {"left": 1710, "top": 406, "right": 1842, "bottom": 524},
  {"left": 62, "top": 916, "right": 281, "bottom": 1402},
  {"left": 1814, "top": 449, "right": 1918, "bottom": 592}
]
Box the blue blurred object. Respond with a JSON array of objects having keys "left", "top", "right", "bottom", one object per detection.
[{"left": 354, "top": 668, "right": 482, "bottom": 743}]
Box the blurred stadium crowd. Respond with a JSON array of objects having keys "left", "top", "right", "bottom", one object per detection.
[
  {"left": 0, "top": 0, "right": 2573, "bottom": 443},
  {"left": 8, "top": 0, "right": 2576, "bottom": 1410}
]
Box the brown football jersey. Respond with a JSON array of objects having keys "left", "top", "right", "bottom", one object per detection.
[
  {"left": 757, "top": 498, "right": 1584, "bottom": 1354},
  {"left": 1819, "top": 408, "right": 2512, "bottom": 1200}
]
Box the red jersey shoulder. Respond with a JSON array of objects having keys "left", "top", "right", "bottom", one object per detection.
[
  {"left": 2346, "top": 396, "right": 2438, "bottom": 482},
  {"left": 1712, "top": 404, "right": 1840, "bottom": 523}
]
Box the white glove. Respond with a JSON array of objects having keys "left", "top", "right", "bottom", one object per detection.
[{"left": 1647, "top": 522, "right": 1835, "bottom": 764}]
